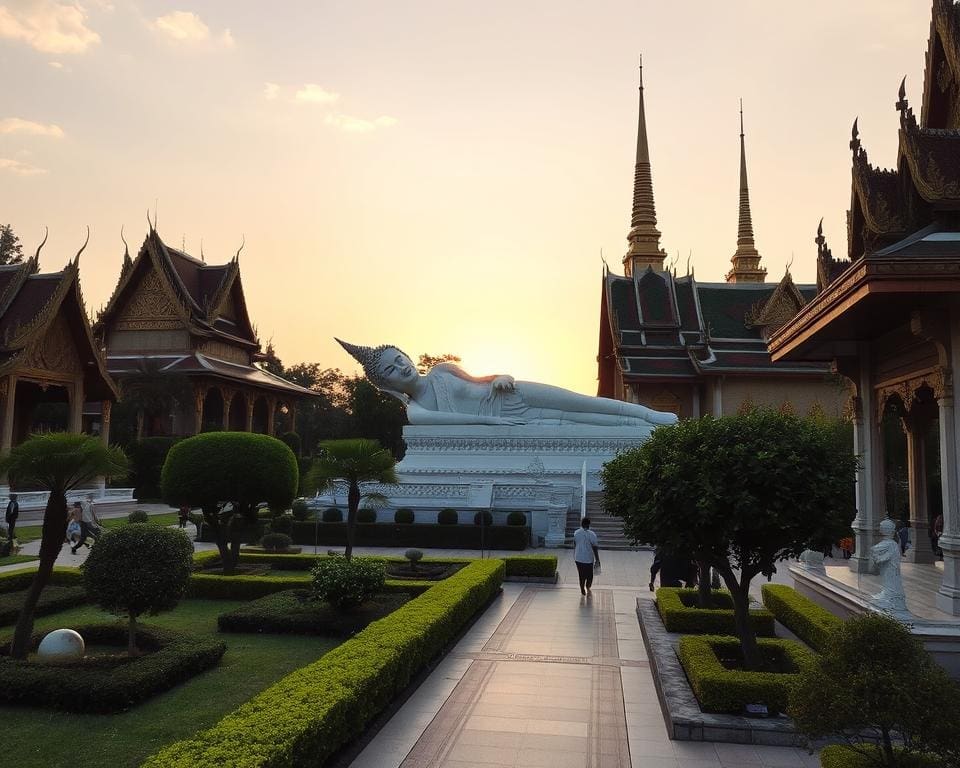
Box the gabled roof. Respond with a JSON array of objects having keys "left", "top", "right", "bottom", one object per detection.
[{"left": 95, "top": 229, "right": 258, "bottom": 349}]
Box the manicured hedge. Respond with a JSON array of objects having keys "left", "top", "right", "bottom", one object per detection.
[
  {"left": 819, "top": 744, "right": 944, "bottom": 768},
  {"left": 656, "top": 588, "right": 776, "bottom": 636},
  {"left": 678, "top": 634, "right": 814, "bottom": 715},
  {"left": 285, "top": 521, "right": 527, "bottom": 550},
  {"left": 188, "top": 572, "right": 312, "bottom": 600},
  {"left": 0, "top": 624, "right": 225, "bottom": 713},
  {"left": 503, "top": 555, "right": 557, "bottom": 578},
  {"left": 0, "top": 585, "right": 87, "bottom": 626},
  {"left": 0, "top": 567, "right": 83, "bottom": 594},
  {"left": 761, "top": 584, "right": 843, "bottom": 652},
  {"left": 143, "top": 558, "right": 505, "bottom": 767},
  {"left": 217, "top": 589, "right": 410, "bottom": 636}
]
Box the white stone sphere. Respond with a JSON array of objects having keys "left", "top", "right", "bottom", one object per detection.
[{"left": 37, "top": 629, "right": 85, "bottom": 661}]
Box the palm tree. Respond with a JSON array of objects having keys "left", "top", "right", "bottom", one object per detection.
[
  {"left": 119, "top": 360, "right": 192, "bottom": 438},
  {"left": 307, "top": 438, "right": 397, "bottom": 561},
  {"left": 0, "top": 433, "right": 128, "bottom": 658}
]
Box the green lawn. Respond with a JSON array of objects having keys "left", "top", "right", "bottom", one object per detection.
[
  {"left": 2, "top": 599, "right": 339, "bottom": 768},
  {"left": 12, "top": 511, "right": 181, "bottom": 545},
  {"left": 0, "top": 554, "right": 37, "bottom": 567}
]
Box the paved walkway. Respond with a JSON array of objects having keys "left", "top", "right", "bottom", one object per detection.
[{"left": 351, "top": 549, "right": 819, "bottom": 768}]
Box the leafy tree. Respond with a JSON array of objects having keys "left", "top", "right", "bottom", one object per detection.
[
  {"left": 311, "top": 555, "right": 385, "bottom": 610},
  {"left": 791, "top": 613, "right": 960, "bottom": 766},
  {"left": 416, "top": 352, "right": 461, "bottom": 375},
  {"left": 81, "top": 525, "right": 193, "bottom": 655},
  {"left": 602, "top": 409, "right": 856, "bottom": 670},
  {"left": 260, "top": 341, "right": 285, "bottom": 376},
  {"left": 161, "top": 432, "right": 298, "bottom": 573},
  {"left": 0, "top": 224, "right": 23, "bottom": 265},
  {"left": 346, "top": 378, "right": 407, "bottom": 459},
  {"left": 0, "top": 433, "right": 129, "bottom": 658},
  {"left": 306, "top": 438, "right": 398, "bottom": 561},
  {"left": 118, "top": 360, "right": 193, "bottom": 439}
]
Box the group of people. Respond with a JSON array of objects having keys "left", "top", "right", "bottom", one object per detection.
[
  {"left": 67, "top": 495, "right": 101, "bottom": 554},
  {"left": 648, "top": 547, "right": 705, "bottom": 591}
]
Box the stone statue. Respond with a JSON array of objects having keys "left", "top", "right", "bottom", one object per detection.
[
  {"left": 336, "top": 339, "right": 679, "bottom": 428},
  {"left": 870, "top": 518, "right": 908, "bottom": 614}
]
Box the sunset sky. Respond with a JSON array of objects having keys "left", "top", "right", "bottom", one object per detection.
[{"left": 0, "top": 0, "right": 931, "bottom": 394}]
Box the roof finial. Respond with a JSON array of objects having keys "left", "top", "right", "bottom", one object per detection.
[
  {"left": 34, "top": 226, "right": 49, "bottom": 263},
  {"left": 235, "top": 235, "right": 245, "bottom": 262},
  {"left": 146, "top": 208, "right": 154, "bottom": 232},
  {"left": 739, "top": 97, "right": 744, "bottom": 138},
  {"left": 686, "top": 250, "right": 691, "bottom": 277},
  {"left": 73, "top": 225, "right": 90, "bottom": 265},
  {"left": 850, "top": 117, "right": 860, "bottom": 154},
  {"left": 200, "top": 237, "right": 205, "bottom": 263},
  {"left": 895, "top": 76, "right": 910, "bottom": 119},
  {"left": 727, "top": 100, "right": 765, "bottom": 283},
  {"left": 154, "top": 199, "right": 158, "bottom": 231},
  {"left": 638, "top": 53, "right": 643, "bottom": 89},
  {"left": 120, "top": 225, "right": 129, "bottom": 258},
  {"left": 786, "top": 252, "right": 794, "bottom": 274}
]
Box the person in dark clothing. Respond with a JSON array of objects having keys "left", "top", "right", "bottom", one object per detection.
[
  {"left": 178, "top": 505, "right": 190, "bottom": 529},
  {"left": 659, "top": 552, "right": 696, "bottom": 588},
  {"left": 4, "top": 494, "right": 18, "bottom": 541},
  {"left": 649, "top": 548, "right": 663, "bottom": 591}
]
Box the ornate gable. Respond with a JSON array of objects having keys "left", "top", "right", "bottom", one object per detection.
[
  {"left": 20, "top": 311, "right": 83, "bottom": 377},
  {"left": 114, "top": 267, "right": 187, "bottom": 331},
  {"left": 746, "top": 272, "right": 806, "bottom": 338}
]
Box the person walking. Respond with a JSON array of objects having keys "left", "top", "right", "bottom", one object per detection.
[
  {"left": 178, "top": 504, "right": 190, "bottom": 529},
  {"left": 4, "top": 493, "right": 18, "bottom": 542},
  {"left": 573, "top": 517, "right": 600, "bottom": 596},
  {"left": 71, "top": 495, "right": 102, "bottom": 554},
  {"left": 649, "top": 547, "right": 663, "bottom": 592}
]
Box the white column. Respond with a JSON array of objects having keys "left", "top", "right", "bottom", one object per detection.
[
  {"left": 692, "top": 386, "right": 701, "bottom": 419},
  {"left": 713, "top": 378, "right": 723, "bottom": 417},
  {"left": 904, "top": 414, "right": 935, "bottom": 563},
  {"left": 937, "top": 314, "right": 960, "bottom": 613},
  {"left": 850, "top": 349, "right": 882, "bottom": 573}
]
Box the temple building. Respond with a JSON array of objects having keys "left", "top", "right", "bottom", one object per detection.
[
  {"left": 94, "top": 225, "right": 315, "bottom": 439},
  {"left": 770, "top": 0, "right": 960, "bottom": 618},
  {"left": 597, "top": 69, "right": 846, "bottom": 418}
]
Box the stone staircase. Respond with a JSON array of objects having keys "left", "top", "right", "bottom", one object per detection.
[{"left": 563, "top": 491, "right": 643, "bottom": 551}]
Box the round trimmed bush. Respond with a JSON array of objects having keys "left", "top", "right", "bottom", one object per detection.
[
  {"left": 437, "top": 508, "right": 458, "bottom": 525},
  {"left": 291, "top": 499, "right": 310, "bottom": 521},
  {"left": 473, "top": 511, "right": 493, "bottom": 527},
  {"left": 506, "top": 511, "right": 527, "bottom": 526},
  {"left": 279, "top": 431, "right": 301, "bottom": 457},
  {"left": 394, "top": 508, "right": 414, "bottom": 524},
  {"left": 81, "top": 525, "right": 194, "bottom": 654},
  {"left": 262, "top": 532, "right": 293, "bottom": 552},
  {"left": 270, "top": 514, "right": 293, "bottom": 534},
  {"left": 127, "top": 510, "right": 149, "bottom": 523},
  {"left": 311, "top": 556, "right": 385, "bottom": 611},
  {"left": 357, "top": 508, "right": 377, "bottom": 524},
  {"left": 323, "top": 507, "right": 343, "bottom": 523}
]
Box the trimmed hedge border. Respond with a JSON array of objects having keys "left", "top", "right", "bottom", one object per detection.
[
  {"left": 0, "top": 585, "right": 88, "bottom": 626},
  {"left": 503, "top": 555, "right": 557, "bottom": 579},
  {"left": 0, "top": 624, "right": 225, "bottom": 713},
  {"left": 819, "top": 744, "right": 944, "bottom": 768},
  {"left": 0, "top": 567, "right": 82, "bottom": 594},
  {"left": 143, "top": 558, "right": 505, "bottom": 767},
  {"left": 678, "top": 634, "right": 814, "bottom": 715},
  {"left": 656, "top": 588, "right": 776, "bottom": 636},
  {"left": 286, "top": 521, "right": 527, "bottom": 550},
  {"left": 761, "top": 584, "right": 843, "bottom": 652}
]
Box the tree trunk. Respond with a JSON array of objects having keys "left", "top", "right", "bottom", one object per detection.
[
  {"left": 128, "top": 614, "right": 138, "bottom": 656},
  {"left": 697, "top": 559, "right": 712, "bottom": 608},
  {"left": 881, "top": 726, "right": 895, "bottom": 766},
  {"left": 345, "top": 481, "right": 359, "bottom": 562},
  {"left": 729, "top": 583, "right": 761, "bottom": 671},
  {"left": 10, "top": 493, "right": 68, "bottom": 659}
]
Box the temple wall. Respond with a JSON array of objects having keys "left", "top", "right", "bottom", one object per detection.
[
  {"left": 631, "top": 383, "right": 697, "bottom": 419},
  {"left": 720, "top": 377, "right": 849, "bottom": 418},
  {"left": 108, "top": 329, "right": 189, "bottom": 352}
]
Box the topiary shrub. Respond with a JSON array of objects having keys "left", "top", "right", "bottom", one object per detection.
[
  {"left": 161, "top": 432, "right": 298, "bottom": 574},
  {"left": 405, "top": 549, "right": 423, "bottom": 571},
  {"left": 311, "top": 555, "right": 385, "bottom": 611},
  {"left": 291, "top": 499, "right": 310, "bottom": 521},
  {"left": 279, "top": 431, "right": 301, "bottom": 457},
  {"left": 437, "top": 508, "right": 458, "bottom": 525},
  {"left": 791, "top": 613, "right": 960, "bottom": 766},
  {"left": 394, "top": 508, "right": 414, "bottom": 524},
  {"left": 357, "top": 508, "right": 377, "bottom": 524},
  {"left": 473, "top": 511, "right": 493, "bottom": 527},
  {"left": 127, "top": 509, "right": 149, "bottom": 523},
  {"left": 261, "top": 533, "right": 293, "bottom": 553},
  {"left": 269, "top": 514, "right": 293, "bottom": 535},
  {"left": 128, "top": 437, "right": 180, "bottom": 500},
  {"left": 322, "top": 507, "right": 343, "bottom": 523},
  {"left": 81, "top": 525, "right": 194, "bottom": 655},
  {"left": 506, "top": 511, "right": 527, "bottom": 526}
]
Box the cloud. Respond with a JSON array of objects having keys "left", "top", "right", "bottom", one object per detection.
[
  {"left": 263, "top": 82, "right": 280, "bottom": 100},
  {"left": 153, "top": 10, "right": 233, "bottom": 47},
  {"left": 324, "top": 113, "right": 398, "bottom": 133},
  {"left": 0, "top": 157, "right": 47, "bottom": 176},
  {"left": 0, "top": 117, "right": 65, "bottom": 138},
  {"left": 0, "top": 1, "right": 100, "bottom": 54},
  {"left": 48, "top": 59, "right": 63, "bottom": 68},
  {"left": 295, "top": 83, "right": 340, "bottom": 105}
]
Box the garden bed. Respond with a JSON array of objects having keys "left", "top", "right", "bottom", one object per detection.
[
  {"left": 217, "top": 589, "right": 411, "bottom": 636},
  {"left": 0, "top": 623, "right": 226, "bottom": 713},
  {"left": 0, "top": 585, "right": 88, "bottom": 626},
  {"left": 761, "top": 584, "right": 842, "bottom": 653},
  {"left": 385, "top": 562, "right": 464, "bottom": 581},
  {"left": 819, "top": 744, "right": 945, "bottom": 768},
  {"left": 656, "top": 587, "right": 776, "bottom": 636}
]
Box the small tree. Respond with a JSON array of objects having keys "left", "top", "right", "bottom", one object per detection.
[
  {"left": 306, "top": 438, "right": 398, "bottom": 561},
  {"left": 0, "top": 224, "right": 23, "bottom": 265},
  {"left": 791, "top": 613, "right": 960, "bottom": 766},
  {"left": 311, "top": 555, "right": 385, "bottom": 611},
  {"left": 81, "top": 525, "right": 194, "bottom": 655},
  {"left": 0, "top": 433, "right": 128, "bottom": 659},
  {"left": 161, "top": 432, "right": 298, "bottom": 574},
  {"left": 602, "top": 409, "right": 856, "bottom": 670}
]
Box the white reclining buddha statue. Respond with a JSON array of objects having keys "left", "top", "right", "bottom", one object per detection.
[{"left": 337, "top": 339, "right": 678, "bottom": 429}]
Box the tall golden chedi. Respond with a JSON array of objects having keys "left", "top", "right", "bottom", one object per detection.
[{"left": 726, "top": 104, "right": 767, "bottom": 284}]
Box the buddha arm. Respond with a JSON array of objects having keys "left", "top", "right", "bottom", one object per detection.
[
  {"left": 407, "top": 401, "right": 504, "bottom": 426},
  {"left": 432, "top": 363, "right": 501, "bottom": 385}
]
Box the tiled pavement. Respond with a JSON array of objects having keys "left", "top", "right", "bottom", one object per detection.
[{"left": 350, "top": 549, "right": 820, "bottom": 768}]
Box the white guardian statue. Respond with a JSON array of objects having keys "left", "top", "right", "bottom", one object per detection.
[
  {"left": 870, "top": 518, "right": 909, "bottom": 615},
  {"left": 336, "top": 339, "right": 678, "bottom": 429}
]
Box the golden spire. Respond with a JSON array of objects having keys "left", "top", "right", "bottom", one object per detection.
[
  {"left": 624, "top": 55, "right": 666, "bottom": 276},
  {"left": 726, "top": 101, "right": 766, "bottom": 283}
]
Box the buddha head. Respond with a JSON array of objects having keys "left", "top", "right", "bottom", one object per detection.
[
  {"left": 335, "top": 339, "right": 418, "bottom": 400},
  {"left": 879, "top": 518, "right": 896, "bottom": 539}
]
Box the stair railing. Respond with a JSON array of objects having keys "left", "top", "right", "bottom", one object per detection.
[{"left": 580, "top": 461, "right": 587, "bottom": 520}]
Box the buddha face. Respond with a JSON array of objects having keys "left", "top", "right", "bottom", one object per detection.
[{"left": 375, "top": 347, "right": 418, "bottom": 391}]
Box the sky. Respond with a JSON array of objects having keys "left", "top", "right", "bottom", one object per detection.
[{"left": 0, "top": 0, "right": 933, "bottom": 394}]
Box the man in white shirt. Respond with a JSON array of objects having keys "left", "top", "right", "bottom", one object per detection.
[{"left": 573, "top": 518, "right": 601, "bottom": 596}]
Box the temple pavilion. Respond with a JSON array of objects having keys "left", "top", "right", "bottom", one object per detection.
[
  {"left": 770, "top": 0, "right": 960, "bottom": 618},
  {"left": 597, "top": 69, "right": 846, "bottom": 418},
  {"left": 94, "top": 225, "right": 315, "bottom": 439}
]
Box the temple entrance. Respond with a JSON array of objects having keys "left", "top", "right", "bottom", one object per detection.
[
  {"left": 201, "top": 388, "right": 224, "bottom": 432},
  {"left": 228, "top": 392, "right": 246, "bottom": 431},
  {"left": 252, "top": 396, "right": 269, "bottom": 433},
  {"left": 12, "top": 381, "right": 71, "bottom": 443}
]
